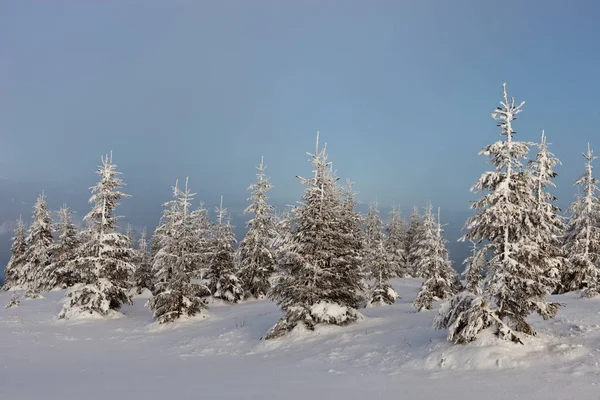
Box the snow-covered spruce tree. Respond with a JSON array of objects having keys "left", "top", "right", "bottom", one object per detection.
[
  {"left": 270, "top": 207, "right": 295, "bottom": 278},
  {"left": 125, "top": 224, "right": 134, "bottom": 247},
  {"left": 2, "top": 216, "right": 28, "bottom": 291},
  {"left": 364, "top": 201, "right": 398, "bottom": 306},
  {"left": 44, "top": 205, "right": 81, "bottom": 289},
  {"left": 191, "top": 202, "right": 213, "bottom": 280},
  {"left": 562, "top": 144, "right": 600, "bottom": 297},
  {"left": 340, "top": 180, "right": 364, "bottom": 258},
  {"left": 385, "top": 204, "right": 408, "bottom": 277},
  {"left": 149, "top": 185, "right": 181, "bottom": 292},
  {"left": 340, "top": 180, "right": 367, "bottom": 302},
  {"left": 133, "top": 228, "right": 153, "bottom": 294},
  {"left": 59, "top": 153, "right": 136, "bottom": 319},
  {"left": 435, "top": 291, "right": 522, "bottom": 344},
  {"left": 462, "top": 241, "right": 486, "bottom": 295},
  {"left": 21, "top": 193, "right": 53, "bottom": 296},
  {"left": 265, "top": 134, "right": 365, "bottom": 339},
  {"left": 412, "top": 205, "right": 459, "bottom": 311},
  {"left": 124, "top": 224, "right": 136, "bottom": 282},
  {"left": 147, "top": 230, "right": 161, "bottom": 289},
  {"left": 148, "top": 179, "right": 210, "bottom": 323},
  {"left": 436, "top": 84, "right": 560, "bottom": 344},
  {"left": 410, "top": 203, "right": 435, "bottom": 279},
  {"left": 405, "top": 205, "right": 424, "bottom": 277},
  {"left": 528, "top": 131, "right": 564, "bottom": 293},
  {"left": 363, "top": 201, "right": 381, "bottom": 254},
  {"left": 239, "top": 157, "right": 277, "bottom": 299},
  {"left": 149, "top": 229, "right": 161, "bottom": 262},
  {"left": 207, "top": 197, "right": 244, "bottom": 303}
]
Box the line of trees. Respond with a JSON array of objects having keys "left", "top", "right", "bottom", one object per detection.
[
  {"left": 3, "top": 139, "right": 450, "bottom": 330},
  {"left": 3, "top": 83, "right": 599, "bottom": 346}
]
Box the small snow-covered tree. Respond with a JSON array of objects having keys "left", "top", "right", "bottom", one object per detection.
[
  {"left": 133, "top": 228, "right": 153, "bottom": 294},
  {"left": 44, "top": 205, "right": 81, "bottom": 289},
  {"left": 364, "top": 201, "right": 398, "bottom": 306},
  {"left": 412, "top": 205, "right": 459, "bottom": 311},
  {"left": 462, "top": 241, "right": 486, "bottom": 295},
  {"left": 5, "top": 292, "right": 21, "bottom": 308},
  {"left": 148, "top": 179, "right": 210, "bottom": 323},
  {"left": 21, "top": 193, "right": 53, "bottom": 296},
  {"left": 2, "top": 216, "right": 28, "bottom": 291},
  {"left": 125, "top": 224, "right": 134, "bottom": 247},
  {"left": 207, "top": 197, "right": 244, "bottom": 303},
  {"left": 434, "top": 291, "right": 522, "bottom": 345},
  {"left": 528, "top": 131, "right": 564, "bottom": 293},
  {"left": 405, "top": 205, "right": 423, "bottom": 277},
  {"left": 239, "top": 157, "right": 277, "bottom": 299},
  {"left": 385, "top": 204, "right": 408, "bottom": 277},
  {"left": 59, "top": 153, "right": 136, "bottom": 319},
  {"left": 266, "top": 134, "right": 364, "bottom": 339},
  {"left": 437, "top": 84, "right": 559, "bottom": 344},
  {"left": 562, "top": 144, "right": 600, "bottom": 296}
]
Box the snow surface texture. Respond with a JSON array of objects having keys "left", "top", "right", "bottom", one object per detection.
[{"left": 2, "top": 278, "right": 600, "bottom": 400}]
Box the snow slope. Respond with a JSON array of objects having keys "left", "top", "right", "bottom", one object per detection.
[{"left": 1, "top": 278, "right": 599, "bottom": 399}]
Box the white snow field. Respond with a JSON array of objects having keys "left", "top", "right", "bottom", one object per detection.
[{"left": 2, "top": 278, "right": 599, "bottom": 400}]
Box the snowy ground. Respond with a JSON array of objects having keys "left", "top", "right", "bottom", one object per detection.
[{"left": 1, "top": 278, "right": 600, "bottom": 399}]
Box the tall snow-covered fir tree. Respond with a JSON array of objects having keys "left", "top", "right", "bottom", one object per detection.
[
  {"left": 150, "top": 184, "right": 180, "bottom": 291},
  {"left": 462, "top": 241, "right": 486, "bottom": 295},
  {"left": 436, "top": 84, "right": 560, "bottom": 344},
  {"left": 405, "top": 205, "right": 423, "bottom": 277},
  {"left": 364, "top": 201, "right": 381, "bottom": 254},
  {"left": 133, "top": 228, "right": 153, "bottom": 294},
  {"left": 59, "top": 153, "right": 136, "bottom": 319},
  {"left": 239, "top": 157, "right": 277, "bottom": 299},
  {"left": 148, "top": 179, "right": 210, "bottom": 323},
  {"left": 527, "top": 131, "right": 564, "bottom": 293},
  {"left": 21, "top": 193, "right": 53, "bottom": 295},
  {"left": 385, "top": 204, "right": 408, "bottom": 278},
  {"left": 207, "top": 197, "right": 244, "bottom": 303},
  {"left": 149, "top": 180, "right": 210, "bottom": 321},
  {"left": 411, "top": 203, "right": 437, "bottom": 279},
  {"left": 266, "top": 134, "right": 365, "bottom": 339},
  {"left": 2, "top": 216, "right": 28, "bottom": 291},
  {"left": 340, "top": 179, "right": 365, "bottom": 274},
  {"left": 124, "top": 224, "right": 136, "bottom": 282},
  {"left": 412, "top": 205, "right": 459, "bottom": 311},
  {"left": 364, "top": 201, "right": 398, "bottom": 306},
  {"left": 339, "top": 180, "right": 366, "bottom": 300},
  {"left": 44, "top": 205, "right": 81, "bottom": 289},
  {"left": 562, "top": 144, "right": 600, "bottom": 297}
]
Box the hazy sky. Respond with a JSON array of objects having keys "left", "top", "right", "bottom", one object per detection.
[{"left": 2, "top": 0, "right": 600, "bottom": 214}]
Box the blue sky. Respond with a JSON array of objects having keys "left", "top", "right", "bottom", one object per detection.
[{"left": 2, "top": 0, "right": 600, "bottom": 219}]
